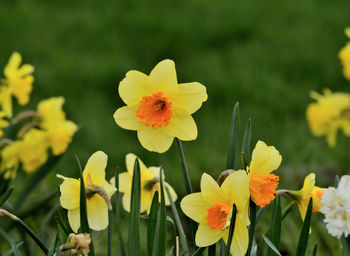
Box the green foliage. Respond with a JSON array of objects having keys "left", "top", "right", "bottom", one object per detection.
[
  {"left": 226, "top": 102, "right": 240, "bottom": 170},
  {"left": 296, "top": 198, "right": 313, "bottom": 256},
  {"left": 267, "top": 196, "right": 282, "bottom": 256}
]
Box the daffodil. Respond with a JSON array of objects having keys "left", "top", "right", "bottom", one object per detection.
[
  {"left": 180, "top": 171, "right": 250, "bottom": 256},
  {"left": 0, "top": 141, "right": 22, "bottom": 179},
  {"left": 286, "top": 173, "right": 323, "bottom": 220},
  {"left": 57, "top": 151, "right": 117, "bottom": 232},
  {"left": 112, "top": 153, "right": 177, "bottom": 214},
  {"left": 37, "top": 97, "right": 77, "bottom": 155},
  {"left": 339, "top": 28, "right": 350, "bottom": 81},
  {"left": 0, "top": 111, "right": 9, "bottom": 137},
  {"left": 0, "top": 52, "right": 34, "bottom": 117},
  {"left": 113, "top": 59, "right": 207, "bottom": 153},
  {"left": 247, "top": 140, "right": 282, "bottom": 208},
  {"left": 306, "top": 89, "right": 350, "bottom": 147}
]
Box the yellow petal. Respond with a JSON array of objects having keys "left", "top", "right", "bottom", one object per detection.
[
  {"left": 103, "top": 181, "right": 117, "bottom": 198},
  {"left": 68, "top": 208, "right": 80, "bottom": 233},
  {"left": 47, "top": 121, "right": 77, "bottom": 155},
  {"left": 297, "top": 202, "right": 308, "bottom": 221},
  {"left": 87, "top": 194, "right": 108, "bottom": 231},
  {"left": 249, "top": 140, "right": 282, "bottom": 174},
  {"left": 223, "top": 217, "right": 249, "bottom": 256},
  {"left": 118, "top": 172, "right": 132, "bottom": 193},
  {"left": 149, "top": 59, "right": 178, "bottom": 96},
  {"left": 118, "top": 70, "right": 150, "bottom": 106},
  {"left": 148, "top": 166, "right": 164, "bottom": 179},
  {"left": 18, "top": 64, "right": 34, "bottom": 76},
  {"left": 164, "top": 182, "right": 178, "bottom": 206},
  {"left": 221, "top": 170, "right": 249, "bottom": 211},
  {"left": 0, "top": 86, "right": 13, "bottom": 118},
  {"left": 113, "top": 106, "right": 139, "bottom": 131},
  {"left": 83, "top": 151, "right": 107, "bottom": 187},
  {"left": 137, "top": 126, "right": 174, "bottom": 153},
  {"left": 37, "top": 97, "right": 65, "bottom": 128},
  {"left": 57, "top": 174, "right": 80, "bottom": 210},
  {"left": 4, "top": 52, "right": 22, "bottom": 78},
  {"left": 162, "top": 110, "right": 197, "bottom": 141},
  {"left": 345, "top": 27, "right": 350, "bottom": 39},
  {"left": 173, "top": 82, "right": 208, "bottom": 114},
  {"left": 300, "top": 173, "right": 315, "bottom": 200},
  {"left": 125, "top": 153, "right": 148, "bottom": 175},
  {"left": 195, "top": 223, "right": 223, "bottom": 247},
  {"left": 140, "top": 190, "right": 154, "bottom": 213},
  {"left": 200, "top": 173, "right": 221, "bottom": 206},
  {"left": 180, "top": 192, "right": 208, "bottom": 223},
  {"left": 122, "top": 193, "right": 131, "bottom": 212}
]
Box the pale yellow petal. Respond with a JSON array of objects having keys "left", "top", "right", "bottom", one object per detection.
[
  {"left": 200, "top": 173, "right": 222, "bottom": 205},
  {"left": 103, "top": 181, "right": 117, "bottom": 198},
  {"left": 141, "top": 191, "right": 153, "bottom": 213},
  {"left": 148, "top": 166, "right": 163, "bottom": 179},
  {"left": 180, "top": 192, "right": 207, "bottom": 223},
  {"left": 249, "top": 140, "right": 282, "bottom": 174},
  {"left": 125, "top": 153, "right": 148, "bottom": 175},
  {"left": 173, "top": 82, "right": 207, "bottom": 114},
  {"left": 195, "top": 223, "right": 223, "bottom": 247},
  {"left": 4, "top": 52, "right": 21, "bottom": 78},
  {"left": 149, "top": 59, "right": 178, "bottom": 95},
  {"left": 300, "top": 173, "right": 315, "bottom": 200},
  {"left": 83, "top": 151, "right": 107, "bottom": 187},
  {"left": 162, "top": 109, "right": 197, "bottom": 141},
  {"left": 118, "top": 172, "right": 132, "bottom": 193},
  {"left": 57, "top": 174, "right": 80, "bottom": 210},
  {"left": 0, "top": 86, "right": 13, "bottom": 118},
  {"left": 223, "top": 217, "right": 249, "bottom": 256},
  {"left": 122, "top": 193, "right": 131, "bottom": 212},
  {"left": 18, "top": 64, "right": 34, "bottom": 76},
  {"left": 87, "top": 194, "right": 108, "bottom": 231},
  {"left": 137, "top": 126, "right": 174, "bottom": 153},
  {"left": 164, "top": 182, "right": 177, "bottom": 206},
  {"left": 118, "top": 70, "right": 150, "bottom": 106},
  {"left": 68, "top": 208, "right": 81, "bottom": 233},
  {"left": 113, "top": 106, "right": 140, "bottom": 131}
]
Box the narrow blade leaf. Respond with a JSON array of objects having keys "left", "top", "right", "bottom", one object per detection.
[
  {"left": 241, "top": 118, "right": 251, "bottom": 162},
  {"left": 225, "top": 204, "right": 237, "bottom": 256},
  {"left": 226, "top": 102, "right": 240, "bottom": 170},
  {"left": 148, "top": 191, "right": 159, "bottom": 256},
  {"left": 262, "top": 235, "right": 281, "bottom": 256},
  {"left": 114, "top": 168, "right": 126, "bottom": 256},
  {"left": 267, "top": 196, "right": 281, "bottom": 256},
  {"left": 296, "top": 197, "right": 313, "bottom": 256}
]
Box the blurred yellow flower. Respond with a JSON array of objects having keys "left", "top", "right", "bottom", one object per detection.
[
  {"left": 0, "top": 111, "right": 9, "bottom": 137},
  {"left": 248, "top": 140, "right": 282, "bottom": 208},
  {"left": 0, "top": 141, "right": 22, "bottom": 179},
  {"left": 306, "top": 89, "right": 350, "bottom": 147},
  {"left": 180, "top": 172, "right": 250, "bottom": 256},
  {"left": 114, "top": 59, "right": 207, "bottom": 153},
  {"left": 37, "top": 97, "right": 77, "bottom": 155},
  {"left": 287, "top": 173, "right": 323, "bottom": 220},
  {"left": 339, "top": 28, "right": 350, "bottom": 80},
  {"left": 0, "top": 52, "right": 34, "bottom": 117},
  {"left": 111, "top": 153, "right": 177, "bottom": 214},
  {"left": 57, "top": 151, "right": 117, "bottom": 232}
]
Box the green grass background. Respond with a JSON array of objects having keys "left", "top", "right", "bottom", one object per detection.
[{"left": 1, "top": 0, "right": 350, "bottom": 254}]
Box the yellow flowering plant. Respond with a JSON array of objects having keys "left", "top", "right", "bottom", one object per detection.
[{"left": 339, "top": 28, "right": 350, "bottom": 81}]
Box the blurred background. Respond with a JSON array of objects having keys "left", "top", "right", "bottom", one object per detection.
[{"left": 1, "top": 0, "right": 350, "bottom": 254}]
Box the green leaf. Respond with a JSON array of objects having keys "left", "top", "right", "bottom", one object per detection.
[
  {"left": 55, "top": 215, "right": 69, "bottom": 239},
  {"left": 241, "top": 118, "right": 252, "bottom": 162},
  {"left": 281, "top": 201, "right": 294, "bottom": 220},
  {"left": 341, "top": 235, "right": 350, "bottom": 256},
  {"left": 129, "top": 158, "right": 141, "bottom": 256},
  {"left": 152, "top": 168, "right": 167, "bottom": 256},
  {"left": 335, "top": 175, "right": 340, "bottom": 188},
  {"left": 0, "top": 228, "right": 21, "bottom": 256},
  {"left": 255, "top": 205, "right": 269, "bottom": 225},
  {"left": 312, "top": 244, "right": 317, "bottom": 256},
  {"left": 262, "top": 235, "right": 281, "bottom": 256},
  {"left": 226, "top": 102, "right": 240, "bottom": 170},
  {"left": 4, "top": 242, "right": 23, "bottom": 256},
  {"left": 114, "top": 168, "right": 126, "bottom": 256},
  {"left": 193, "top": 247, "right": 206, "bottom": 256},
  {"left": 267, "top": 196, "right": 281, "bottom": 256},
  {"left": 296, "top": 197, "right": 313, "bottom": 256},
  {"left": 176, "top": 138, "right": 192, "bottom": 195},
  {"left": 148, "top": 192, "right": 159, "bottom": 256},
  {"left": 225, "top": 204, "right": 237, "bottom": 256},
  {"left": 208, "top": 245, "right": 216, "bottom": 256},
  {"left": 0, "top": 187, "right": 13, "bottom": 207},
  {"left": 165, "top": 186, "right": 189, "bottom": 256},
  {"left": 246, "top": 199, "right": 257, "bottom": 256},
  {"left": 241, "top": 152, "right": 249, "bottom": 170},
  {"left": 108, "top": 210, "right": 113, "bottom": 256}
]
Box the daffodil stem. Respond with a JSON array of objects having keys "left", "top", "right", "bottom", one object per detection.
[
  {"left": 282, "top": 201, "right": 294, "bottom": 220},
  {"left": 108, "top": 210, "right": 113, "bottom": 256},
  {"left": 246, "top": 200, "right": 256, "bottom": 256},
  {"left": 0, "top": 209, "right": 48, "bottom": 254},
  {"left": 176, "top": 138, "right": 192, "bottom": 194}
]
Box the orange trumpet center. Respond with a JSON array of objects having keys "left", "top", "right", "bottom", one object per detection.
[
  {"left": 136, "top": 92, "right": 172, "bottom": 129},
  {"left": 249, "top": 173, "right": 279, "bottom": 208},
  {"left": 205, "top": 203, "right": 231, "bottom": 230}
]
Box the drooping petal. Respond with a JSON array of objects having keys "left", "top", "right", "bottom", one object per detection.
[
  {"left": 137, "top": 126, "right": 174, "bottom": 153},
  {"left": 103, "top": 181, "right": 117, "bottom": 198},
  {"left": 118, "top": 172, "right": 132, "bottom": 193},
  {"left": 83, "top": 151, "right": 107, "bottom": 187},
  {"left": 249, "top": 140, "right": 282, "bottom": 175},
  {"left": 195, "top": 223, "right": 223, "bottom": 247},
  {"left": 149, "top": 60, "right": 178, "bottom": 96},
  {"left": 200, "top": 173, "right": 222, "bottom": 206},
  {"left": 57, "top": 174, "right": 81, "bottom": 210},
  {"left": 223, "top": 217, "right": 249, "bottom": 256},
  {"left": 181, "top": 192, "right": 208, "bottom": 223},
  {"left": 300, "top": 173, "right": 316, "bottom": 200},
  {"left": 173, "top": 82, "right": 208, "bottom": 114},
  {"left": 162, "top": 109, "right": 197, "bottom": 141},
  {"left": 86, "top": 194, "right": 109, "bottom": 231},
  {"left": 68, "top": 208, "right": 81, "bottom": 233},
  {"left": 113, "top": 106, "right": 140, "bottom": 131}
]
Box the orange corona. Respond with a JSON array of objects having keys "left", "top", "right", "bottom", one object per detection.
[
  {"left": 205, "top": 203, "right": 231, "bottom": 230},
  {"left": 249, "top": 173, "right": 279, "bottom": 208}
]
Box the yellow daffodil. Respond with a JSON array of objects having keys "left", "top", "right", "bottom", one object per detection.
[
  {"left": 0, "top": 52, "right": 34, "bottom": 117},
  {"left": 339, "top": 28, "right": 350, "bottom": 81},
  {"left": 112, "top": 153, "right": 177, "bottom": 214},
  {"left": 0, "top": 141, "right": 22, "bottom": 179},
  {"left": 181, "top": 171, "right": 250, "bottom": 256},
  {"left": 37, "top": 97, "right": 77, "bottom": 155},
  {"left": 57, "top": 151, "right": 117, "bottom": 232},
  {"left": 286, "top": 173, "right": 323, "bottom": 220},
  {"left": 247, "top": 140, "right": 282, "bottom": 208},
  {"left": 113, "top": 59, "right": 207, "bottom": 153},
  {"left": 306, "top": 89, "right": 350, "bottom": 147},
  {"left": 0, "top": 111, "right": 9, "bottom": 137}
]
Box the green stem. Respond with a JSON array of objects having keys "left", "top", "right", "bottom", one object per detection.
[
  {"left": 246, "top": 200, "right": 256, "bottom": 256},
  {"left": 108, "top": 210, "right": 113, "bottom": 256},
  {"left": 176, "top": 138, "right": 192, "bottom": 194}
]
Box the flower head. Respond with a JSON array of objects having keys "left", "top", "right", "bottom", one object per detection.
[
  {"left": 247, "top": 140, "right": 282, "bottom": 207},
  {"left": 0, "top": 141, "right": 22, "bottom": 179},
  {"left": 306, "top": 89, "right": 350, "bottom": 147},
  {"left": 114, "top": 60, "right": 207, "bottom": 153},
  {"left": 0, "top": 111, "right": 9, "bottom": 137},
  {"left": 112, "top": 153, "right": 177, "bottom": 214},
  {"left": 321, "top": 175, "right": 350, "bottom": 238},
  {"left": 0, "top": 52, "right": 34, "bottom": 117},
  {"left": 57, "top": 151, "right": 117, "bottom": 232},
  {"left": 339, "top": 28, "right": 350, "bottom": 81},
  {"left": 180, "top": 171, "right": 250, "bottom": 256}
]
